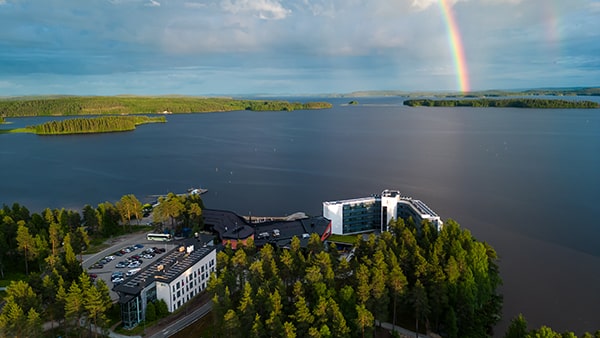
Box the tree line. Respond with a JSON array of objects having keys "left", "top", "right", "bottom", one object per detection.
[
  {"left": 0, "top": 192, "right": 205, "bottom": 336},
  {"left": 0, "top": 96, "right": 333, "bottom": 117},
  {"left": 208, "top": 217, "right": 503, "bottom": 338},
  {"left": 505, "top": 314, "right": 600, "bottom": 338},
  {"left": 27, "top": 115, "right": 166, "bottom": 135},
  {"left": 403, "top": 98, "right": 600, "bottom": 108},
  {"left": 0, "top": 194, "right": 205, "bottom": 278}
]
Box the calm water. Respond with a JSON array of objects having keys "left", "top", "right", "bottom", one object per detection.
[{"left": 2, "top": 97, "right": 600, "bottom": 334}]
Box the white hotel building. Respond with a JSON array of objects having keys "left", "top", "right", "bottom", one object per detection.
[
  {"left": 114, "top": 241, "right": 216, "bottom": 328},
  {"left": 323, "top": 189, "right": 443, "bottom": 235}
]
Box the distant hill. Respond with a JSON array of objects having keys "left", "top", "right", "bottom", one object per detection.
[{"left": 336, "top": 87, "right": 600, "bottom": 98}]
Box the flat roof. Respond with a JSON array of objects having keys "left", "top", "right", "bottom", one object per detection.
[
  {"left": 114, "top": 239, "right": 215, "bottom": 300},
  {"left": 253, "top": 216, "right": 331, "bottom": 247},
  {"left": 323, "top": 196, "right": 378, "bottom": 206},
  {"left": 400, "top": 197, "right": 439, "bottom": 217}
]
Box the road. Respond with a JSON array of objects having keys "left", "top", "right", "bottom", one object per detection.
[{"left": 147, "top": 301, "right": 213, "bottom": 338}]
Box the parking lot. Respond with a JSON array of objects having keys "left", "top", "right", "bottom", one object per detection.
[{"left": 82, "top": 233, "right": 178, "bottom": 301}]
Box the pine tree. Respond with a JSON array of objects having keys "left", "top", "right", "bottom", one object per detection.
[
  {"left": 65, "top": 282, "right": 85, "bottom": 336},
  {"left": 292, "top": 295, "right": 314, "bottom": 337},
  {"left": 355, "top": 304, "right": 374, "bottom": 338},
  {"left": 16, "top": 221, "right": 37, "bottom": 274}
]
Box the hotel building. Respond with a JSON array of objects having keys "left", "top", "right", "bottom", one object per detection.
[
  {"left": 323, "top": 189, "right": 443, "bottom": 235},
  {"left": 114, "top": 240, "right": 217, "bottom": 328}
]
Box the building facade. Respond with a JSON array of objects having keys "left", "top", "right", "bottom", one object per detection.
[
  {"left": 323, "top": 189, "right": 443, "bottom": 235},
  {"left": 114, "top": 241, "right": 217, "bottom": 328}
]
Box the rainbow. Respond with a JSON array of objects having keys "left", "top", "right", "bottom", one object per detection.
[{"left": 438, "top": 0, "right": 470, "bottom": 93}]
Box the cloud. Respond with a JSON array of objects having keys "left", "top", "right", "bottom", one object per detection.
[
  {"left": 0, "top": 0, "right": 599, "bottom": 94},
  {"left": 221, "top": 0, "right": 291, "bottom": 20},
  {"left": 184, "top": 2, "right": 207, "bottom": 9}
]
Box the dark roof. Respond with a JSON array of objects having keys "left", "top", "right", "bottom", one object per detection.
[
  {"left": 114, "top": 238, "right": 215, "bottom": 302},
  {"left": 250, "top": 216, "right": 331, "bottom": 247},
  {"left": 203, "top": 209, "right": 254, "bottom": 240},
  {"left": 204, "top": 208, "right": 331, "bottom": 248}
]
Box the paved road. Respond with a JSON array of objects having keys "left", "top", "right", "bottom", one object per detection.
[{"left": 147, "top": 301, "right": 213, "bottom": 338}]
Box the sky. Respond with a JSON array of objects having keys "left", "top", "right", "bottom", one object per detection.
[{"left": 0, "top": 0, "right": 599, "bottom": 96}]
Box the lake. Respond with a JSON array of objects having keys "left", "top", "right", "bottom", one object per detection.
[{"left": 1, "top": 96, "right": 599, "bottom": 335}]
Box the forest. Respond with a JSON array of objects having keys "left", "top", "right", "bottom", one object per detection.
[
  {"left": 20, "top": 115, "right": 167, "bottom": 135},
  {"left": 209, "top": 218, "right": 503, "bottom": 338},
  {"left": 0, "top": 96, "right": 333, "bottom": 117},
  {"left": 0, "top": 193, "right": 205, "bottom": 337},
  {"left": 403, "top": 98, "right": 600, "bottom": 108}
]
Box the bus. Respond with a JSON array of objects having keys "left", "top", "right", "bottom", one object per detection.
[{"left": 146, "top": 233, "right": 172, "bottom": 242}]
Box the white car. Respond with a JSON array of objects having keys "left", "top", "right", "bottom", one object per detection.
[
  {"left": 127, "top": 261, "right": 141, "bottom": 269},
  {"left": 126, "top": 268, "right": 141, "bottom": 277},
  {"left": 104, "top": 255, "right": 115, "bottom": 261}
]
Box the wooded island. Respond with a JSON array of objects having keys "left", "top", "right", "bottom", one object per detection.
[
  {"left": 403, "top": 98, "right": 599, "bottom": 108},
  {"left": 11, "top": 115, "right": 167, "bottom": 135}
]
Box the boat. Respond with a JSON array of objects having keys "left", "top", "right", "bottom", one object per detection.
[{"left": 187, "top": 187, "right": 208, "bottom": 195}]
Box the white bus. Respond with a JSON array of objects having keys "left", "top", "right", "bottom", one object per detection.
[{"left": 146, "top": 233, "right": 172, "bottom": 242}]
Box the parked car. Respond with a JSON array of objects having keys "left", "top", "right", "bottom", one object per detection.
[
  {"left": 104, "top": 255, "right": 115, "bottom": 261},
  {"left": 134, "top": 244, "right": 144, "bottom": 249},
  {"left": 127, "top": 261, "right": 141, "bottom": 269},
  {"left": 126, "top": 268, "right": 141, "bottom": 277},
  {"left": 89, "top": 263, "right": 103, "bottom": 269},
  {"left": 116, "top": 261, "right": 128, "bottom": 268}
]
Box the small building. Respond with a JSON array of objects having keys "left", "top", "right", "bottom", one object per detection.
[
  {"left": 323, "top": 189, "right": 442, "bottom": 235},
  {"left": 113, "top": 240, "right": 216, "bottom": 328}
]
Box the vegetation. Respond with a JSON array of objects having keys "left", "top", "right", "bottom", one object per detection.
[
  {"left": 403, "top": 98, "right": 599, "bottom": 108},
  {"left": 504, "top": 314, "right": 600, "bottom": 338},
  {"left": 0, "top": 96, "right": 333, "bottom": 117},
  {"left": 0, "top": 192, "right": 204, "bottom": 336},
  {"left": 208, "top": 218, "right": 503, "bottom": 338},
  {"left": 2, "top": 194, "right": 598, "bottom": 337},
  {"left": 15, "top": 115, "right": 166, "bottom": 135}
]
